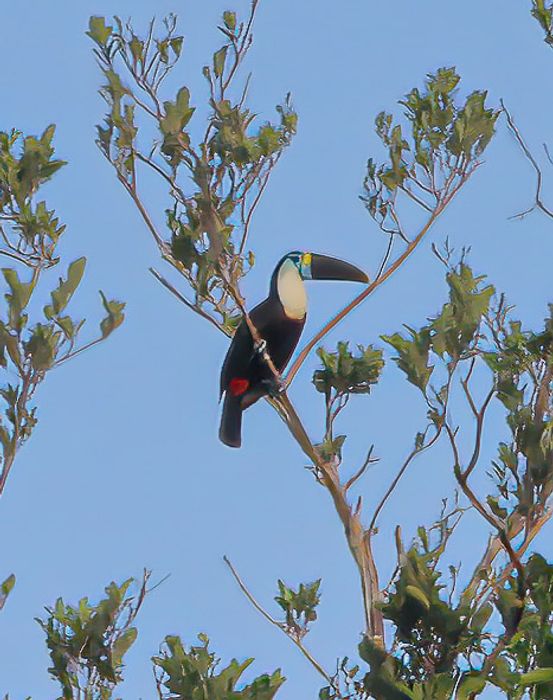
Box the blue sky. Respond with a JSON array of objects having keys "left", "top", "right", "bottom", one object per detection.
[{"left": 1, "top": 1, "right": 552, "bottom": 698}]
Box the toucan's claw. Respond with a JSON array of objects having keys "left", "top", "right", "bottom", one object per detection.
[
  {"left": 254, "top": 338, "right": 268, "bottom": 356},
  {"left": 261, "top": 377, "right": 285, "bottom": 398}
]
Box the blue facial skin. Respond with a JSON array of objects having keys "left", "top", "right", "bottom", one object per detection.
[
  {"left": 288, "top": 252, "right": 312, "bottom": 280},
  {"left": 301, "top": 254, "right": 312, "bottom": 280}
]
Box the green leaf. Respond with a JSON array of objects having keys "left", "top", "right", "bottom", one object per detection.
[
  {"left": 0, "top": 573, "right": 15, "bottom": 610},
  {"left": 99, "top": 291, "right": 125, "bottom": 339},
  {"left": 87, "top": 16, "right": 113, "bottom": 46},
  {"left": 213, "top": 46, "right": 228, "bottom": 79},
  {"left": 44, "top": 257, "right": 86, "bottom": 319},
  {"left": 223, "top": 11, "right": 237, "bottom": 31},
  {"left": 54, "top": 315, "right": 82, "bottom": 341},
  {"left": 160, "top": 87, "right": 195, "bottom": 136},
  {"left": 112, "top": 627, "right": 137, "bottom": 666},
  {"left": 0, "top": 326, "right": 23, "bottom": 371},
  {"left": 457, "top": 674, "right": 487, "bottom": 699},
  {"left": 359, "top": 636, "right": 416, "bottom": 700},
  {"left": 314, "top": 435, "right": 347, "bottom": 463},
  {"left": 470, "top": 602, "right": 493, "bottom": 633},
  {"left": 405, "top": 585, "right": 430, "bottom": 611},
  {"left": 170, "top": 36, "right": 184, "bottom": 57},
  {"left": 129, "top": 35, "right": 144, "bottom": 63},
  {"left": 382, "top": 329, "right": 433, "bottom": 392},
  {"left": 313, "top": 342, "right": 384, "bottom": 396},
  {"left": 519, "top": 668, "right": 553, "bottom": 686},
  {"left": 3, "top": 268, "right": 33, "bottom": 330},
  {"left": 496, "top": 583, "right": 523, "bottom": 635},
  {"left": 486, "top": 495, "right": 508, "bottom": 520},
  {"left": 430, "top": 264, "right": 494, "bottom": 360},
  {"left": 24, "top": 323, "right": 59, "bottom": 371}
]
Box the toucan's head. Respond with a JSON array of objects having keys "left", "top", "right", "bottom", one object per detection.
[
  {"left": 270, "top": 251, "right": 369, "bottom": 320},
  {"left": 277, "top": 251, "right": 369, "bottom": 284}
]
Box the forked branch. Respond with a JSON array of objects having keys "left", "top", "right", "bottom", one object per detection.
[
  {"left": 502, "top": 99, "right": 553, "bottom": 220},
  {"left": 223, "top": 555, "right": 337, "bottom": 692}
]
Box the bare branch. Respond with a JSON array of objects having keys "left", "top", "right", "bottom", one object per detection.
[
  {"left": 149, "top": 268, "right": 229, "bottom": 336},
  {"left": 223, "top": 555, "right": 337, "bottom": 691},
  {"left": 344, "top": 444, "right": 376, "bottom": 492},
  {"left": 285, "top": 199, "right": 450, "bottom": 387},
  {"left": 368, "top": 426, "right": 443, "bottom": 534},
  {"left": 399, "top": 183, "right": 433, "bottom": 212},
  {"left": 502, "top": 99, "right": 553, "bottom": 220}
]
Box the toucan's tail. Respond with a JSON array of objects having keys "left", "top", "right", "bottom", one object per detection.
[{"left": 219, "top": 392, "right": 243, "bottom": 448}]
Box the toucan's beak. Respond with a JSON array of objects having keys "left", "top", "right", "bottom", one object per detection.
[{"left": 309, "top": 254, "right": 369, "bottom": 283}]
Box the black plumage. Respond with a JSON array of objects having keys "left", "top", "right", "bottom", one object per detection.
[
  {"left": 219, "top": 251, "right": 368, "bottom": 448},
  {"left": 219, "top": 266, "right": 304, "bottom": 447}
]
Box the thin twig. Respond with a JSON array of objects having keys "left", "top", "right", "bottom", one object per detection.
[
  {"left": 149, "top": 268, "right": 228, "bottom": 335},
  {"left": 375, "top": 233, "right": 396, "bottom": 281},
  {"left": 462, "top": 386, "right": 495, "bottom": 481},
  {"left": 0, "top": 371, "right": 33, "bottom": 497},
  {"left": 368, "top": 426, "right": 443, "bottom": 533},
  {"left": 446, "top": 401, "right": 527, "bottom": 629},
  {"left": 399, "top": 183, "right": 433, "bottom": 213},
  {"left": 344, "top": 444, "right": 375, "bottom": 492},
  {"left": 135, "top": 152, "right": 188, "bottom": 203},
  {"left": 223, "top": 555, "right": 336, "bottom": 690},
  {"left": 502, "top": 99, "right": 553, "bottom": 220},
  {"left": 53, "top": 337, "right": 105, "bottom": 368},
  {"left": 120, "top": 177, "right": 165, "bottom": 249},
  {"left": 476, "top": 509, "right": 552, "bottom": 611},
  {"left": 239, "top": 155, "right": 280, "bottom": 255},
  {"left": 274, "top": 392, "right": 384, "bottom": 641},
  {"left": 285, "top": 199, "right": 448, "bottom": 386}
]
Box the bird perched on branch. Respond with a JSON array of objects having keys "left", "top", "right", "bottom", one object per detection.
[{"left": 219, "top": 251, "right": 369, "bottom": 447}]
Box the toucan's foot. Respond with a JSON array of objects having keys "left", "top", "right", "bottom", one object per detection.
[
  {"left": 254, "top": 338, "right": 267, "bottom": 356},
  {"left": 261, "top": 377, "right": 285, "bottom": 398}
]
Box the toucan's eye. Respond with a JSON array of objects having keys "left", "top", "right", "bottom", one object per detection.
[
  {"left": 302, "top": 253, "right": 312, "bottom": 267},
  {"left": 289, "top": 254, "right": 301, "bottom": 268}
]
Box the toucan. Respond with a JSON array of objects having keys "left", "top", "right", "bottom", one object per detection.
[{"left": 219, "top": 251, "right": 369, "bottom": 447}]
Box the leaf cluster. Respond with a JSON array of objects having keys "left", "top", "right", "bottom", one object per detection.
[
  {"left": 0, "top": 126, "right": 65, "bottom": 268},
  {"left": 89, "top": 9, "right": 297, "bottom": 335},
  {"left": 350, "top": 546, "right": 553, "bottom": 699},
  {"left": 153, "top": 633, "right": 284, "bottom": 700},
  {"left": 501, "top": 554, "right": 553, "bottom": 698},
  {"left": 37, "top": 577, "right": 142, "bottom": 700},
  {"left": 312, "top": 342, "right": 383, "bottom": 464},
  {"left": 382, "top": 547, "right": 473, "bottom": 680},
  {"left": 313, "top": 342, "right": 384, "bottom": 398},
  {"left": 361, "top": 68, "right": 499, "bottom": 238},
  {"left": 383, "top": 262, "right": 494, "bottom": 394},
  {"left": 274, "top": 579, "right": 321, "bottom": 640},
  {"left": 33, "top": 574, "right": 285, "bottom": 700},
  {"left": 0, "top": 128, "right": 125, "bottom": 496},
  {"left": 532, "top": 0, "right": 553, "bottom": 46},
  {"left": 363, "top": 260, "right": 553, "bottom": 698}
]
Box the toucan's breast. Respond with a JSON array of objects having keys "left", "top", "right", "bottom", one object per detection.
[
  {"left": 219, "top": 293, "right": 306, "bottom": 411},
  {"left": 276, "top": 259, "right": 307, "bottom": 320}
]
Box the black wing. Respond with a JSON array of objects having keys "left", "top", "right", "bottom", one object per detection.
[
  {"left": 219, "top": 296, "right": 305, "bottom": 395},
  {"left": 219, "top": 314, "right": 255, "bottom": 397}
]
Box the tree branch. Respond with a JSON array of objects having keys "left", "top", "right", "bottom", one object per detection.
[
  {"left": 368, "top": 426, "right": 443, "bottom": 534},
  {"left": 272, "top": 392, "right": 384, "bottom": 642},
  {"left": 223, "top": 555, "right": 338, "bottom": 692},
  {"left": 284, "top": 194, "right": 456, "bottom": 387},
  {"left": 502, "top": 99, "right": 553, "bottom": 220},
  {"left": 149, "top": 267, "right": 229, "bottom": 336}
]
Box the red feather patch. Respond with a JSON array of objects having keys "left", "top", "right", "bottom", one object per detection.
[{"left": 229, "top": 377, "right": 250, "bottom": 396}]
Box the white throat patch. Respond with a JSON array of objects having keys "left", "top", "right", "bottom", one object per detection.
[{"left": 277, "top": 259, "right": 307, "bottom": 320}]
